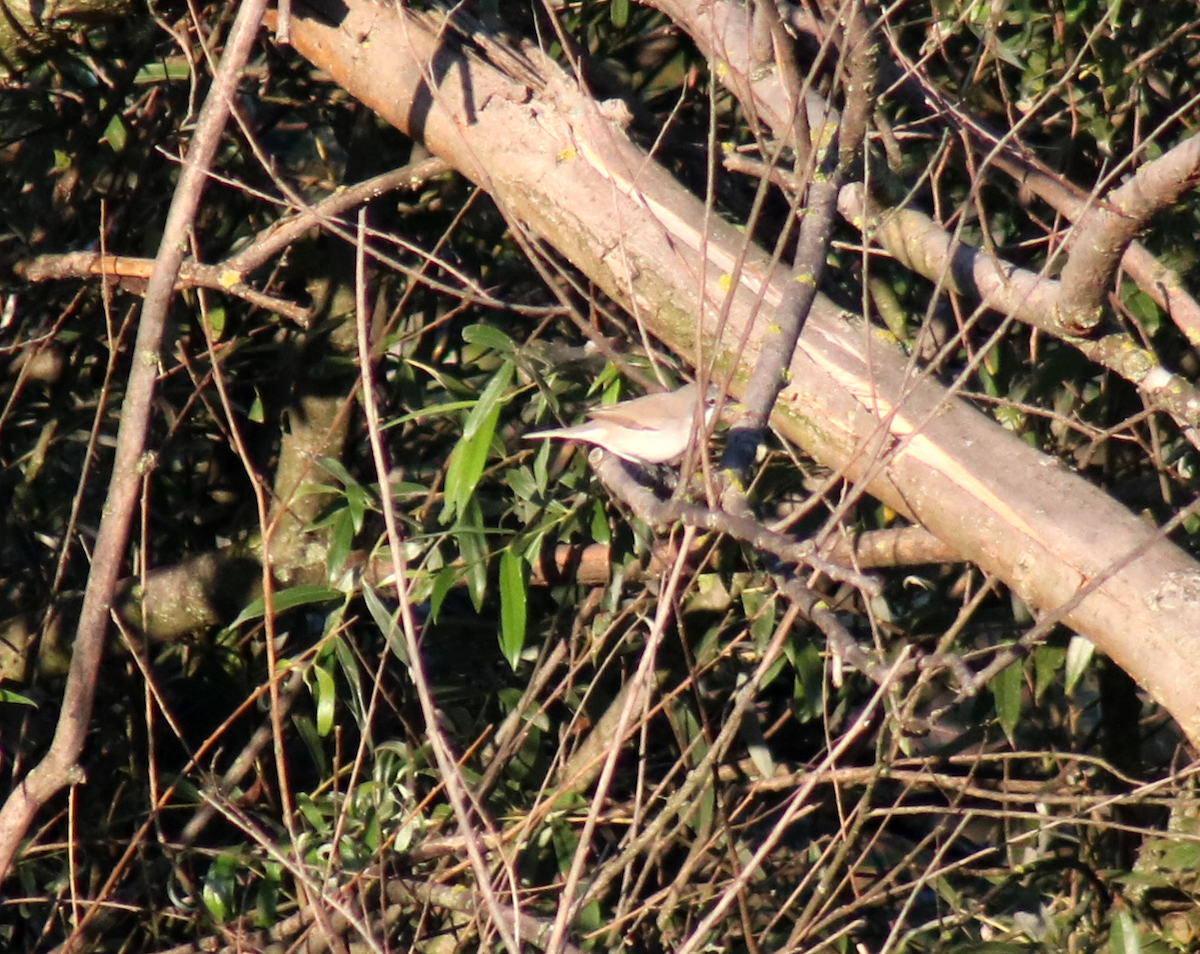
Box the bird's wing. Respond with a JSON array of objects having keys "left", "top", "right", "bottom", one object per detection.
[
  {"left": 585, "top": 405, "right": 662, "bottom": 430},
  {"left": 586, "top": 385, "right": 695, "bottom": 429}
]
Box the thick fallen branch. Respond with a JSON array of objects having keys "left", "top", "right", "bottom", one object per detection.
[{"left": 284, "top": 0, "right": 1200, "bottom": 744}]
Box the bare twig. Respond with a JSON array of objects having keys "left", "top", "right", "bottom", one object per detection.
[
  {"left": 672, "top": 648, "right": 911, "bottom": 954},
  {"left": 546, "top": 526, "right": 698, "bottom": 954},
  {"left": 594, "top": 453, "right": 881, "bottom": 594},
  {"left": 353, "top": 212, "right": 522, "bottom": 954}
]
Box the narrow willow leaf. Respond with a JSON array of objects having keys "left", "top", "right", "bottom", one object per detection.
[
  {"left": 363, "top": 580, "right": 407, "bottom": 667},
  {"left": 499, "top": 549, "right": 528, "bottom": 670},
  {"left": 312, "top": 659, "right": 336, "bottom": 736},
  {"left": 1033, "top": 643, "right": 1066, "bottom": 702},
  {"left": 325, "top": 508, "right": 354, "bottom": 581},
  {"left": 456, "top": 496, "right": 489, "bottom": 612},
  {"left": 429, "top": 565, "right": 458, "bottom": 624},
  {"left": 226, "top": 585, "right": 342, "bottom": 631},
  {"left": 991, "top": 659, "right": 1023, "bottom": 744},
  {"left": 202, "top": 854, "right": 238, "bottom": 922},
  {"left": 441, "top": 360, "right": 512, "bottom": 523},
  {"left": 461, "top": 323, "right": 516, "bottom": 354},
  {"left": 1110, "top": 909, "right": 1140, "bottom": 954}
]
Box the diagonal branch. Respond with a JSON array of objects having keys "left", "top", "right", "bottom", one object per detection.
[
  {"left": 1056, "top": 134, "right": 1200, "bottom": 332},
  {"left": 838, "top": 183, "right": 1200, "bottom": 436}
]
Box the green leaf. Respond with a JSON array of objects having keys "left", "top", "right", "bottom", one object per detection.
[
  {"left": 759, "top": 648, "right": 788, "bottom": 691},
  {"left": 386, "top": 398, "right": 479, "bottom": 428},
  {"left": 994, "top": 404, "right": 1025, "bottom": 432},
  {"left": 589, "top": 498, "right": 610, "bottom": 545},
  {"left": 499, "top": 550, "right": 528, "bottom": 670},
  {"left": 551, "top": 816, "right": 580, "bottom": 874},
  {"left": 788, "top": 640, "right": 824, "bottom": 723},
  {"left": 462, "top": 361, "right": 513, "bottom": 442},
  {"left": 977, "top": 345, "right": 1000, "bottom": 397},
  {"left": 1122, "top": 286, "right": 1161, "bottom": 335},
  {"left": 1033, "top": 643, "right": 1066, "bottom": 702},
  {"left": 740, "top": 705, "right": 776, "bottom": 779},
  {"left": 667, "top": 698, "right": 713, "bottom": 834},
  {"left": 332, "top": 632, "right": 367, "bottom": 727},
  {"left": 226, "top": 585, "right": 343, "bottom": 631},
  {"left": 317, "top": 457, "right": 357, "bottom": 487},
  {"left": 744, "top": 588, "right": 777, "bottom": 647},
  {"left": 344, "top": 480, "right": 367, "bottom": 533},
  {"left": 326, "top": 507, "right": 354, "bottom": 581},
  {"left": 441, "top": 361, "right": 512, "bottom": 523},
  {"left": 529, "top": 437, "right": 549, "bottom": 495},
  {"left": 292, "top": 712, "right": 328, "bottom": 777},
  {"left": 363, "top": 580, "right": 407, "bottom": 666},
  {"left": 311, "top": 658, "right": 336, "bottom": 736},
  {"left": 455, "top": 496, "right": 489, "bottom": 612},
  {"left": 429, "top": 565, "right": 458, "bottom": 623},
  {"left": 300, "top": 488, "right": 352, "bottom": 517},
  {"left": 103, "top": 113, "right": 127, "bottom": 152},
  {"left": 990, "top": 659, "right": 1023, "bottom": 744},
  {"left": 253, "top": 864, "right": 281, "bottom": 928},
  {"left": 442, "top": 426, "right": 493, "bottom": 525},
  {"left": 390, "top": 478, "right": 431, "bottom": 499},
  {"left": 206, "top": 304, "right": 226, "bottom": 340},
  {"left": 461, "top": 323, "right": 516, "bottom": 355},
  {"left": 1153, "top": 838, "right": 1200, "bottom": 871},
  {"left": 520, "top": 528, "right": 547, "bottom": 566},
  {"left": 1110, "top": 909, "right": 1141, "bottom": 954},
  {"left": 297, "top": 791, "right": 327, "bottom": 831},
  {"left": 506, "top": 466, "right": 537, "bottom": 501},
  {"left": 202, "top": 853, "right": 239, "bottom": 922},
  {"left": 135, "top": 60, "right": 192, "bottom": 83}
]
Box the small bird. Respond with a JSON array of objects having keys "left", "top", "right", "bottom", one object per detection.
[{"left": 525, "top": 382, "right": 717, "bottom": 465}]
